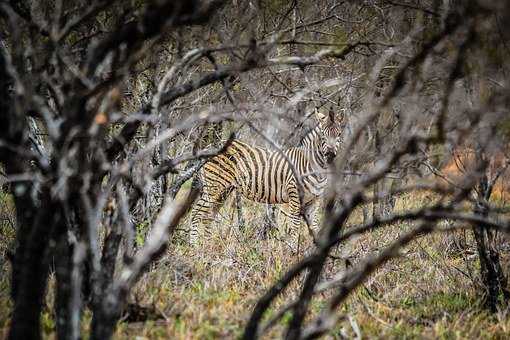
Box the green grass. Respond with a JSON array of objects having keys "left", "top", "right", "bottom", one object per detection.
[{"left": 1, "top": 191, "right": 510, "bottom": 339}]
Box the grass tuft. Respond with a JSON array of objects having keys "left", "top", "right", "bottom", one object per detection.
[{"left": 1, "top": 192, "right": 509, "bottom": 338}]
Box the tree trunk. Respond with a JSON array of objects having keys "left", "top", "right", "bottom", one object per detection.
[
  {"left": 373, "top": 178, "right": 396, "bottom": 220},
  {"left": 1, "top": 47, "right": 50, "bottom": 340},
  {"left": 472, "top": 174, "right": 510, "bottom": 312},
  {"left": 55, "top": 231, "right": 74, "bottom": 340},
  {"left": 8, "top": 194, "right": 60, "bottom": 340}
]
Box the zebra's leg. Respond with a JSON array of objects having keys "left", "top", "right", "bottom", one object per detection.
[
  {"left": 189, "top": 185, "right": 231, "bottom": 245},
  {"left": 298, "top": 200, "right": 322, "bottom": 255},
  {"left": 285, "top": 186, "right": 304, "bottom": 251},
  {"left": 189, "top": 192, "right": 213, "bottom": 245}
]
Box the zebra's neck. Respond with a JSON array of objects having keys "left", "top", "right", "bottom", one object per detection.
[
  {"left": 294, "top": 125, "right": 329, "bottom": 169},
  {"left": 278, "top": 125, "right": 328, "bottom": 198}
]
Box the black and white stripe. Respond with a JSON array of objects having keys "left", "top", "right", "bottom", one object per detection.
[{"left": 189, "top": 108, "right": 344, "bottom": 244}]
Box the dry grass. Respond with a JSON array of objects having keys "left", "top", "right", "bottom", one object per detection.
[{"left": 1, "top": 191, "right": 510, "bottom": 339}]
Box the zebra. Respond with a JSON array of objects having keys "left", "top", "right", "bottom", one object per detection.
[{"left": 189, "top": 107, "right": 345, "bottom": 245}]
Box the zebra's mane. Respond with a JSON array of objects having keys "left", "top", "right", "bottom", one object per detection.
[{"left": 297, "top": 124, "right": 321, "bottom": 148}]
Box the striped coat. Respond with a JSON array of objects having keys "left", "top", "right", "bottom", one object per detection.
[{"left": 190, "top": 108, "right": 344, "bottom": 244}]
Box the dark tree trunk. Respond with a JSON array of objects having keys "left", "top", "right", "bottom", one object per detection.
[
  {"left": 91, "top": 306, "right": 120, "bottom": 340},
  {"left": 472, "top": 173, "right": 510, "bottom": 312},
  {"left": 8, "top": 194, "right": 61, "bottom": 340},
  {"left": 54, "top": 232, "right": 73, "bottom": 340},
  {"left": 1, "top": 46, "right": 50, "bottom": 340},
  {"left": 90, "top": 216, "right": 124, "bottom": 340}
]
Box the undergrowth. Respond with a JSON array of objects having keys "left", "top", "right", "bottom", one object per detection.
[{"left": 1, "top": 191, "right": 509, "bottom": 339}]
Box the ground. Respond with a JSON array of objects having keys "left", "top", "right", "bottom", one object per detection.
[{"left": 1, "top": 191, "right": 510, "bottom": 339}]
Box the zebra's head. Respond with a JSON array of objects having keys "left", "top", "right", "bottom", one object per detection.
[{"left": 314, "top": 106, "right": 345, "bottom": 163}]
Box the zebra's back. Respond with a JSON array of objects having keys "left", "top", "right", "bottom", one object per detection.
[{"left": 200, "top": 140, "right": 296, "bottom": 204}]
